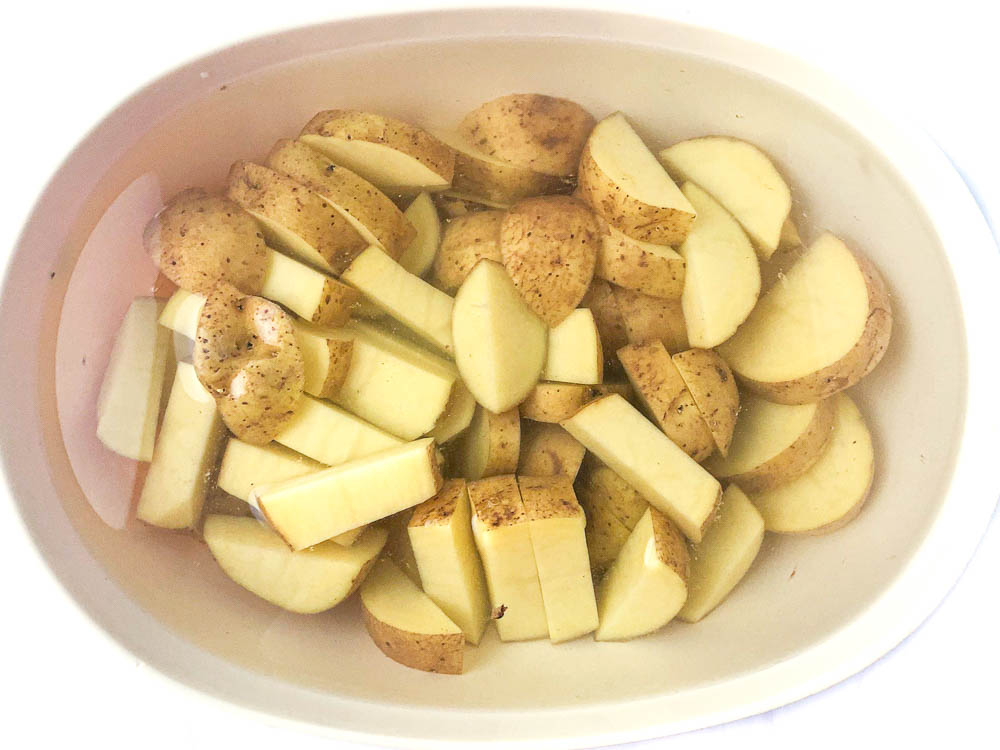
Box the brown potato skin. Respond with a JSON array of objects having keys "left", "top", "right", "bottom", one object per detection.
[
  {"left": 595, "top": 224, "right": 685, "bottom": 300},
  {"left": 671, "top": 349, "right": 740, "bottom": 457},
  {"left": 649, "top": 507, "right": 690, "bottom": 580},
  {"left": 317, "top": 338, "right": 354, "bottom": 399},
  {"left": 453, "top": 407, "right": 520, "bottom": 480},
  {"left": 520, "top": 383, "right": 595, "bottom": 423},
  {"left": 362, "top": 602, "right": 463, "bottom": 675},
  {"left": 613, "top": 285, "right": 689, "bottom": 353},
  {"left": 312, "top": 277, "right": 361, "bottom": 328},
  {"left": 580, "top": 279, "right": 629, "bottom": 356},
  {"left": 432, "top": 211, "right": 504, "bottom": 293},
  {"left": 451, "top": 147, "right": 570, "bottom": 205},
  {"left": 518, "top": 422, "right": 587, "bottom": 479}
]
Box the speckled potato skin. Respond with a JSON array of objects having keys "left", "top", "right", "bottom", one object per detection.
[
  {"left": 518, "top": 422, "right": 587, "bottom": 479},
  {"left": 458, "top": 94, "right": 596, "bottom": 177},
  {"left": 671, "top": 349, "right": 740, "bottom": 457},
  {"left": 312, "top": 278, "right": 360, "bottom": 328},
  {"left": 519, "top": 383, "right": 595, "bottom": 423},
  {"left": 266, "top": 139, "right": 415, "bottom": 257},
  {"left": 595, "top": 225, "right": 686, "bottom": 300},
  {"left": 317, "top": 338, "right": 354, "bottom": 399},
  {"left": 578, "top": 141, "right": 695, "bottom": 246},
  {"left": 580, "top": 279, "right": 629, "bottom": 355},
  {"left": 226, "top": 161, "right": 368, "bottom": 274},
  {"left": 452, "top": 148, "right": 570, "bottom": 205},
  {"left": 518, "top": 474, "right": 582, "bottom": 520},
  {"left": 409, "top": 479, "right": 467, "bottom": 528},
  {"left": 432, "top": 211, "right": 504, "bottom": 293},
  {"left": 478, "top": 408, "right": 521, "bottom": 478},
  {"left": 649, "top": 507, "right": 690, "bottom": 580},
  {"left": 576, "top": 456, "right": 647, "bottom": 530},
  {"left": 467, "top": 474, "right": 525, "bottom": 529},
  {"left": 362, "top": 602, "right": 464, "bottom": 675},
  {"left": 144, "top": 189, "right": 269, "bottom": 295},
  {"left": 500, "top": 196, "right": 600, "bottom": 326},
  {"left": 613, "top": 285, "right": 689, "bottom": 353}
]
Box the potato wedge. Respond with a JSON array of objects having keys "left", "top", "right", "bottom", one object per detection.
[
  {"left": 159, "top": 288, "right": 205, "bottom": 340},
  {"left": 590, "top": 379, "right": 634, "bottom": 403},
  {"left": 596, "top": 224, "right": 685, "bottom": 300},
  {"left": 578, "top": 112, "right": 696, "bottom": 245},
  {"left": 500, "top": 195, "right": 600, "bottom": 326},
  {"left": 613, "top": 285, "right": 689, "bottom": 353},
  {"left": 542, "top": 308, "right": 603, "bottom": 385},
  {"left": 292, "top": 322, "right": 354, "bottom": 399},
  {"left": 518, "top": 422, "right": 587, "bottom": 479},
  {"left": 671, "top": 349, "right": 740, "bottom": 457},
  {"left": 300, "top": 110, "right": 454, "bottom": 193},
  {"left": 576, "top": 457, "right": 648, "bottom": 531},
  {"left": 718, "top": 233, "right": 892, "bottom": 403},
  {"left": 432, "top": 210, "right": 504, "bottom": 293},
  {"left": 452, "top": 405, "right": 520, "bottom": 480},
  {"left": 383, "top": 508, "right": 422, "bottom": 585},
  {"left": 519, "top": 383, "right": 595, "bottom": 423},
  {"left": 580, "top": 279, "right": 629, "bottom": 356},
  {"left": 398, "top": 192, "right": 441, "bottom": 276},
  {"left": 577, "top": 488, "right": 632, "bottom": 579}
]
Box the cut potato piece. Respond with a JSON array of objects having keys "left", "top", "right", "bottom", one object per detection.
[
  {"left": 679, "top": 485, "right": 764, "bottom": 623},
  {"left": 398, "top": 192, "right": 441, "bottom": 276},
  {"left": 408, "top": 479, "right": 491, "bottom": 645},
  {"left": 576, "top": 457, "right": 648, "bottom": 531},
  {"left": 468, "top": 475, "right": 548, "bottom": 641},
  {"left": 250, "top": 438, "right": 442, "bottom": 550},
  {"left": 384, "top": 509, "right": 422, "bottom": 585},
  {"left": 751, "top": 394, "right": 874, "bottom": 534},
  {"left": 432, "top": 210, "right": 504, "bottom": 294},
  {"left": 266, "top": 139, "right": 414, "bottom": 257},
  {"left": 595, "top": 507, "right": 689, "bottom": 641},
  {"left": 519, "top": 476, "right": 598, "bottom": 642},
  {"left": 518, "top": 422, "right": 586, "bottom": 479},
  {"left": 590, "top": 379, "right": 634, "bottom": 403},
  {"left": 718, "top": 233, "right": 892, "bottom": 403},
  {"left": 261, "top": 248, "right": 360, "bottom": 328},
  {"left": 361, "top": 558, "right": 464, "bottom": 674},
  {"left": 579, "top": 112, "right": 696, "bottom": 245},
  {"left": 562, "top": 394, "right": 721, "bottom": 542},
  {"left": 426, "top": 379, "right": 477, "bottom": 444},
  {"left": 580, "top": 279, "right": 629, "bottom": 356},
  {"left": 205, "top": 515, "right": 386, "bottom": 614},
  {"left": 613, "top": 285, "right": 689, "bottom": 353},
  {"left": 617, "top": 341, "right": 715, "bottom": 461},
  {"left": 203, "top": 489, "right": 256, "bottom": 519},
  {"left": 452, "top": 260, "right": 547, "bottom": 413},
  {"left": 136, "top": 363, "right": 225, "bottom": 528},
  {"left": 577, "top": 486, "right": 632, "bottom": 578},
  {"left": 500, "top": 196, "right": 600, "bottom": 326},
  {"left": 97, "top": 297, "right": 172, "bottom": 461},
  {"left": 704, "top": 395, "right": 836, "bottom": 493},
  {"left": 519, "top": 383, "right": 594, "bottom": 423},
  {"left": 542, "top": 308, "right": 603, "bottom": 385},
  {"left": 659, "top": 136, "right": 791, "bottom": 258},
  {"left": 672, "top": 348, "right": 740, "bottom": 457},
  {"left": 596, "top": 225, "right": 685, "bottom": 300},
  {"left": 159, "top": 288, "right": 205, "bottom": 340},
  {"left": 678, "top": 182, "right": 761, "bottom": 348},
  {"left": 341, "top": 246, "right": 454, "bottom": 355},
  {"left": 452, "top": 406, "right": 520, "bottom": 480},
  {"left": 292, "top": 322, "right": 354, "bottom": 399},
  {"left": 226, "top": 161, "right": 367, "bottom": 274},
  {"left": 275, "top": 395, "right": 402, "bottom": 467},
  {"left": 458, "top": 94, "right": 595, "bottom": 177},
  {"left": 300, "top": 110, "right": 454, "bottom": 193},
  {"left": 780, "top": 217, "right": 802, "bottom": 249}
]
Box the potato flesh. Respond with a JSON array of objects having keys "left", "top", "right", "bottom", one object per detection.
[
  {"left": 398, "top": 192, "right": 441, "bottom": 276},
  {"left": 542, "top": 308, "right": 603, "bottom": 385},
  {"left": 275, "top": 395, "right": 402, "bottom": 467},
  {"left": 426, "top": 380, "right": 477, "bottom": 444},
  {"left": 293, "top": 322, "right": 354, "bottom": 400},
  {"left": 159, "top": 289, "right": 204, "bottom": 340},
  {"left": 260, "top": 248, "right": 358, "bottom": 328},
  {"left": 453, "top": 405, "right": 520, "bottom": 480},
  {"left": 300, "top": 136, "right": 451, "bottom": 194}
]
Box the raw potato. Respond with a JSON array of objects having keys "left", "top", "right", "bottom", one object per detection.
[
  {"left": 542, "top": 308, "right": 603, "bottom": 385},
  {"left": 679, "top": 485, "right": 765, "bottom": 623},
  {"left": 595, "top": 507, "right": 690, "bottom": 641},
  {"left": 398, "top": 192, "right": 441, "bottom": 276},
  {"left": 361, "top": 557, "right": 465, "bottom": 675},
  {"left": 596, "top": 224, "right": 685, "bottom": 300},
  {"left": 452, "top": 260, "right": 547, "bottom": 413},
  {"left": 519, "top": 383, "right": 595, "bottom": 423},
  {"left": 194, "top": 283, "right": 304, "bottom": 444},
  {"left": 750, "top": 394, "right": 874, "bottom": 534},
  {"left": 300, "top": 110, "right": 455, "bottom": 193},
  {"left": 590, "top": 380, "right": 634, "bottom": 403},
  {"left": 458, "top": 93, "right": 595, "bottom": 177},
  {"left": 226, "top": 161, "right": 367, "bottom": 274},
  {"left": 518, "top": 422, "right": 587, "bottom": 479},
  {"left": 432, "top": 210, "right": 504, "bottom": 294},
  {"left": 617, "top": 341, "right": 715, "bottom": 461},
  {"left": 259, "top": 248, "right": 360, "bottom": 328},
  {"left": 452, "top": 406, "right": 520, "bottom": 480},
  {"left": 613, "top": 285, "right": 689, "bottom": 353},
  {"left": 426, "top": 380, "right": 477, "bottom": 444},
  {"left": 383, "top": 509, "right": 422, "bottom": 585},
  {"left": 293, "top": 322, "right": 354, "bottom": 399},
  {"left": 780, "top": 217, "right": 802, "bottom": 249},
  {"left": 677, "top": 182, "right": 761, "bottom": 348},
  {"left": 576, "top": 457, "right": 648, "bottom": 531},
  {"left": 659, "top": 136, "right": 792, "bottom": 258},
  {"left": 435, "top": 193, "right": 507, "bottom": 218},
  {"left": 580, "top": 279, "right": 629, "bottom": 355},
  {"left": 205, "top": 515, "right": 386, "bottom": 614},
  {"left": 671, "top": 348, "right": 740, "bottom": 457},
  {"left": 203, "top": 489, "right": 255, "bottom": 519},
  {"left": 578, "top": 112, "right": 696, "bottom": 245},
  {"left": 718, "top": 233, "right": 892, "bottom": 403},
  {"left": 159, "top": 289, "right": 205, "bottom": 340},
  {"left": 144, "top": 189, "right": 268, "bottom": 295}
]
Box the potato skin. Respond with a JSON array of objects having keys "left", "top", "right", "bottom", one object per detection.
[
  {"left": 453, "top": 406, "right": 521, "bottom": 481},
  {"left": 596, "top": 226, "right": 685, "bottom": 300},
  {"left": 519, "top": 383, "right": 595, "bottom": 423},
  {"left": 613, "top": 286, "right": 689, "bottom": 353},
  {"left": 452, "top": 147, "right": 569, "bottom": 205},
  {"left": 580, "top": 279, "right": 629, "bottom": 356},
  {"left": 432, "top": 211, "right": 504, "bottom": 293},
  {"left": 671, "top": 349, "right": 740, "bottom": 457},
  {"left": 518, "top": 422, "right": 587, "bottom": 479},
  {"left": 361, "top": 601, "right": 463, "bottom": 675},
  {"left": 458, "top": 94, "right": 596, "bottom": 177}
]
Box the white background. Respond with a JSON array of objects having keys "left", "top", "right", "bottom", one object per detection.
[{"left": 2, "top": 1, "right": 998, "bottom": 747}]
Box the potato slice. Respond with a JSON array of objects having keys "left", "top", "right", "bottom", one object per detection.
[
  {"left": 408, "top": 479, "right": 491, "bottom": 645},
  {"left": 677, "top": 182, "right": 761, "bottom": 348},
  {"left": 205, "top": 515, "right": 386, "bottom": 614},
  {"left": 613, "top": 285, "right": 689, "bottom": 353},
  {"left": 452, "top": 405, "right": 520, "bottom": 480},
  {"left": 595, "top": 507, "right": 689, "bottom": 641},
  {"left": 518, "top": 422, "right": 586, "bottom": 479},
  {"left": 292, "top": 322, "right": 353, "bottom": 399},
  {"left": 458, "top": 94, "right": 595, "bottom": 177},
  {"left": 671, "top": 349, "right": 740, "bottom": 457},
  {"left": 659, "top": 136, "right": 792, "bottom": 258},
  {"left": 383, "top": 508, "right": 422, "bottom": 585},
  {"left": 136, "top": 362, "right": 225, "bottom": 528},
  {"left": 596, "top": 224, "right": 685, "bottom": 300},
  {"left": 679, "top": 485, "right": 765, "bottom": 623},
  {"left": 361, "top": 557, "right": 464, "bottom": 674},
  {"left": 275, "top": 394, "right": 401, "bottom": 467},
  {"left": 542, "top": 308, "right": 603, "bottom": 385},
  {"left": 226, "top": 161, "right": 367, "bottom": 274},
  {"left": 431, "top": 210, "right": 504, "bottom": 294},
  {"left": 750, "top": 394, "right": 874, "bottom": 534},
  {"left": 398, "top": 192, "right": 441, "bottom": 276},
  {"left": 452, "top": 260, "right": 547, "bottom": 413},
  {"left": 159, "top": 289, "right": 205, "bottom": 339},
  {"left": 562, "top": 394, "right": 721, "bottom": 542},
  {"left": 576, "top": 485, "right": 632, "bottom": 578},
  {"left": 500, "top": 195, "right": 600, "bottom": 327},
  {"left": 704, "top": 395, "right": 836, "bottom": 493},
  {"left": 266, "top": 139, "right": 414, "bottom": 258},
  {"left": 300, "top": 110, "right": 454, "bottom": 193},
  {"left": 262, "top": 248, "right": 359, "bottom": 326},
  {"left": 519, "top": 383, "right": 595, "bottom": 423},
  {"left": 98, "top": 297, "right": 172, "bottom": 461},
  {"left": 468, "top": 475, "right": 548, "bottom": 641},
  {"left": 580, "top": 279, "right": 629, "bottom": 356},
  {"left": 576, "top": 457, "right": 648, "bottom": 531},
  {"left": 579, "top": 112, "right": 696, "bottom": 245},
  {"left": 718, "top": 234, "right": 892, "bottom": 403},
  {"left": 617, "top": 341, "right": 715, "bottom": 461},
  {"left": 426, "top": 380, "right": 477, "bottom": 444}
]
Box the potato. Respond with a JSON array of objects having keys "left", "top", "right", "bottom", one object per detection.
[
  {"left": 519, "top": 382, "right": 595, "bottom": 423},
  {"left": 458, "top": 94, "right": 595, "bottom": 177},
  {"left": 266, "top": 138, "right": 415, "bottom": 257},
  {"left": 677, "top": 182, "right": 761, "bottom": 348},
  {"left": 580, "top": 279, "right": 629, "bottom": 355},
  {"left": 578, "top": 113, "right": 696, "bottom": 245},
  {"left": 426, "top": 379, "right": 477, "bottom": 444},
  {"left": 226, "top": 161, "right": 367, "bottom": 274},
  {"left": 383, "top": 508, "right": 422, "bottom": 585},
  {"left": 590, "top": 379, "right": 634, "bottom": 403},
  {"left": 617, "top": 341, "right": 715, "bottom": 461},
  {"left": 518, "top": 421, "right": 587, "bottom": 479},
  {"left": 596, "top": 224, "right": 685, "bottom": 300},
  {"left": 780, "top": 217, "right": 802, "bottom": 249},
  {"left": 397, "top": 192, "right": 441, "bottom": 276},
  {"left": 613, "top": 285, "right": 689, "bottom": 353},
  {"left": 432, "top": 210, "right": 504, "bottom": 293},
  {"left": 193, "top": 283, "right": 304, "bottom": 444},
  {"left": 452, "top": 260, "right": 547, "bottom": 413},
  {"left": 259, "top": 249, "right": 360, "bottom": 328},
  {"left": 292, "top": 321, "right": 354, "bottom": 399},
  {"left": 659, "top": 136, "right": 792, "bottom": 258},
  {"left": 576, "top": 456, "right": 648, "bottom": 531},
  {"left": 144, "top": 189, "right": 268, "bottom": 295},
  {"left": 500, "top": 195, "right": 600, "bottom": 326},
  {"left": 202, "top": 489, "right": 255, "bottom": 519},
  {"left": 434, "top": 193, "right": 500, "bottom": 218},
  {"left": 718, "top": 234, "right": 892, "bottom": 403},
  {"left": 275, "top": 395, "right": 402, "bottom": 467},
  {"left": 452, "top": 405, "right": 520, "bottom": 480},
  {"left": 300, "top": 110, "right": 455, "bottom": 193},
  {"left": 671, "top": 348, "right": 740, "bottom": 457},
  {"left": 542, "top": 308, "right": 603, "bottom": 385},
  {"left": 577, "top": 487, "right": 632, "bottom": 578}
]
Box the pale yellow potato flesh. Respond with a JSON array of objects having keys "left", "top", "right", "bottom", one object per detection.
[
  {"left": 518, "top": 422, "right": 587, "bottom": 480},
  {"left": 383, "top": 509, "right": 422, "bottom": 585},
  {"left": 432, "top": 210, "right": 504, "bottom": 294},
  {"left": 671, "top": 348, "right": 740, "bottom": 457},
  {"left": 452, "top": 405, "right": 520, "bottom": 480},
  {"left": 426, "top": 379, "right": 477, "bottom": 444},
  {"left": 293, "top": 322, "right": 354, "bottom": 400},
  {"left": 259, "top": 248, "right": 359, "bottom": 328},
  {"left": 596, "top": 225, "right": 685, "bottom": 300},
  {"left": 542, "top": 308, "right": 604, "bottom": 385},
  {"left": 398, "top": 192, "right": 441, "bottom": 276},
  {"left": 780, "top": 217, "right": 802, "bottom": 249},
  {"left": 159, "top": 289, "right": 204, "bottom": 340}
]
